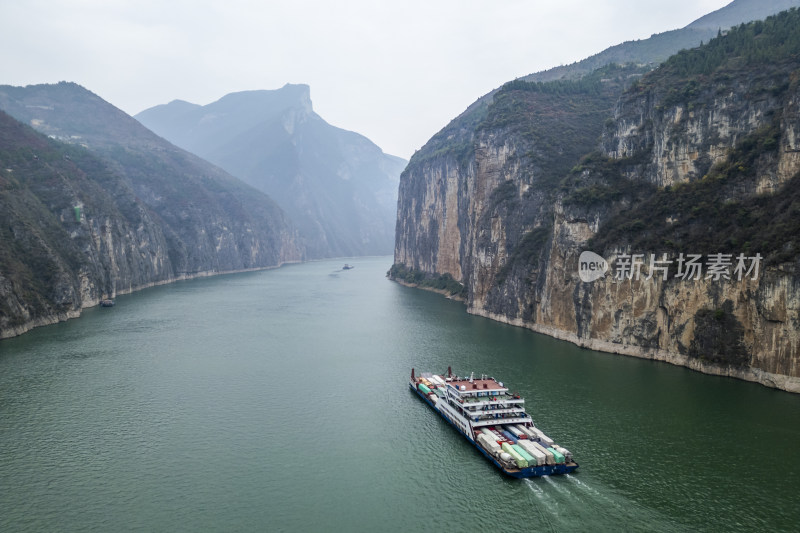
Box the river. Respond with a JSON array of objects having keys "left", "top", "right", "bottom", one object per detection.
[{"left": 1, "top": 256, "right": 798, "bottom": 532}]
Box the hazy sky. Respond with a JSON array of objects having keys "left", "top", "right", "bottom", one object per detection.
[{"left": 2, "top": 0, "right": 732, "bottom": 159}]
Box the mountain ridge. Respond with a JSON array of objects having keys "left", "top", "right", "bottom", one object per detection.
[
  {"left": 136, "top": 84, "right": 405, "bottom": 258},
  {"left": 0, "top": 82, "right": 303, "bottom": 338},
  {"left": 407, "top": 0, "right": 800, "bottom": 173},
  {"left": 391, "top": 4, "right": 800, "bottom": 392}
]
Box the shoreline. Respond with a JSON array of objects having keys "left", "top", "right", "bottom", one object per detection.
[
  {"left": 388, "top": 277, "right": 466, "bottom": 302},
  {"left": 0, "top": 261, "right": 300, "bottom": 341},
  {"left": 389, "top": 278, "right": 800, "bottom": 394}
]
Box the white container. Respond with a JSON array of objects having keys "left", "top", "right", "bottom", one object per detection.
[
  {"left": 517, "top": 439, "right": 546, "bottom": 466},
  {"left": 530, "top": 441, "right": 556, "bottom": 466},
  {"left": 529, "top": 427, "right": 554, "bottom": 446},
  {"left": 477, "top": 434, "right": 500, "bottom": 454},
  {"left": 554, "top": 445, "right": 573, "bottom": 463},
  {"left": 505, "top": 425, "right": 525, "bottom": 438}
]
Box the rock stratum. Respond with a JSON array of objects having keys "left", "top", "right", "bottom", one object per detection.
[
  {"left": 392, "top": 7, "right": 800, "bottom": 392},
  {"left": 0, "top": 83, "right": 302, "bottom": 338}
]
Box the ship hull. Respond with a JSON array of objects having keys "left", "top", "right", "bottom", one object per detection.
[{"left": 409, "top": 381, "right": 579, "bottom": 478}]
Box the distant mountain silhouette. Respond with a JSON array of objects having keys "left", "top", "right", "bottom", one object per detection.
[{"left": 137, "top": 84, "right": 406, "bottom": 258}]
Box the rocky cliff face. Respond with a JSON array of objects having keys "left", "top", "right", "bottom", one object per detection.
[
  {"left": 0, "top": 84, "right": 303, "bottom": 338},
  {"left": 392, "top": 12, "right": 800, "bottom": 392},
  {"left": 603, "top": 62, "right": 800, "bottom": 191}
]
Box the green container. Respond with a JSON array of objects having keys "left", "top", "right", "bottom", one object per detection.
[
  {"left": 547, "top": 447, "right": 566, "bottom": 464},
  {"left": 512, "top": 444, "right": 535, "bottom": 465},
  {"left": 74, "top": 206, "right": 82, "bottom": 222},
  {"left": 418, "top": 383, "right": 431, "bottom": 395},
  {"left": 501, "top": 442, "right": 528, "bottom": 468}
]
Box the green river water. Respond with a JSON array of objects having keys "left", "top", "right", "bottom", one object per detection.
[{"left": 1, "top": 256, "right": 799, "bottom": 532}]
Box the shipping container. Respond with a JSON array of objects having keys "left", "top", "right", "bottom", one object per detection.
[
  {"left": 505, "top": 425, "right": 525, "bottom": 438},
  {"left": 547, "top": 447, "right": 566, "bottom": 464},
  {"left": 553, "top": 445, "right": 573, "bottom": 463},
  {"left": 516, "top": 439, "right": 546, "bottom": 466},
  {"left": 418, "top": 383, "right": 431, "bottom": 395},
  {"left": 530, "top": 441, "right": 556, "bottom": 466},
  {"left": 477, "top": 434, "right": 501, "bottom": 455},
  {"left": 501, "top": 430, "right": 519, "bottom": 443},
  {"left": 529, "top": 427, "right": 555, "bottom": 446},
  {"left": 490, "top": 429, "right": 507, "bottom": 442},
  {"left": 512, "top": 444, "right": 535, "bottom": 466},
  {"left": 501, "top": 442, "right": 528, "bottom": 469}
]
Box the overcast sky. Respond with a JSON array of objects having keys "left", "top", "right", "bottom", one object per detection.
[{"left": 2, "top": 0, "right": 732, "bottom": 160}]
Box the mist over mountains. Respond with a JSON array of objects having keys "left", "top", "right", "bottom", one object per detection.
[{"left": 137, "top": 84, "right": 406, "bottom": 259}]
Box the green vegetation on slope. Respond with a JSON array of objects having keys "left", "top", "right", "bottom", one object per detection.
[
  {"left": 660, "top": 8, "right": 800, "bottom": 77},
  {"left": 479, "top": 65, "right": 649, "bottom": 284},
  {"left": 0, "top": 111, "right": 137, "bottom": 326},
  {"left": 689, "top": 301, "right": 750, "bottom": 368},
  {"left": 589, "top": 122, "right": 800, "bottom": 267},
  {"left": 387, "top": 263, "right": 466, "bottom": 299},
  {"left": 586, "top": 10, "right": 800, "bottom": 268}
]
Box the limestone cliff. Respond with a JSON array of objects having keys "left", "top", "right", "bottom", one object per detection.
[
  {"left": 392, "top": 10, "right": 800, "bottom": 392},
  {"left": 0, "top": 84, "right": 303, "bottom": 338}
]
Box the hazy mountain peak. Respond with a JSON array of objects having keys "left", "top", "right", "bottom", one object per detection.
[
  {"left": 688, "top": 0, "right": 800, "bottom": 30},
  {"left": 164, "top": 99, "right": 200, "bottom": 109},
  {"left": 137, "top": 84, "right": 406, "bottom": 258},
  {"left": 212, "top": 83, "right": 313, "bottom": 116}
]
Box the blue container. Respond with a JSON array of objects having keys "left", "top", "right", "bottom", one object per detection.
[{"left": 501, "top": 430, "right": 518, "bottom": 443}]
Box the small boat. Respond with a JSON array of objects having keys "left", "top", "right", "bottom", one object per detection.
[
  {"left": 100, "top": 299, "right": 115, "bottom": 307},
  {"left": 342, "top": 264, "right": 354, "bottom": 270},
  {"left": 410, "top": 367, "right": 578, "bottom": 478}
]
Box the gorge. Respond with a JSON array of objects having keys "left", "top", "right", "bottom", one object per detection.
[{"left": 391, "top": 6, "right": 800, "bottom": 392}]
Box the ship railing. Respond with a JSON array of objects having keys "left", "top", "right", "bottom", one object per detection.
[
  {"left": 471, "top": 417, "right": 531, "bottom": 427},
  {"left": 455, "top": 396, "right": 524, "bottom": 406},
  {"left": 463, "top": 406, "right": 527, "bottom": 415},
  {"left": 461, "top": 400, "right": 525, "bottom": 410}
]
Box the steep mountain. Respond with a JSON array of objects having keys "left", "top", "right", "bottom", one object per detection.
[
  {"left": 136, "top": 84, "right": 406, "bottom": 258},
  {"left": 409, "top": 0, "right": 800, "bottom": 202},
  {"left": 0, "top": 83, "right": 303, "bottom": 338},
  {"left": 391, "top": 8, "right": 800, "bottom": 392},
  {"left": 525, "top": 0, "right": 800, "bottom": 84}
]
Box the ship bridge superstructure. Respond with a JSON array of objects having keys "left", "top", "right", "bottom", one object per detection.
[{"left": 444, "top": 374, "right": 532, "bottom": 428}]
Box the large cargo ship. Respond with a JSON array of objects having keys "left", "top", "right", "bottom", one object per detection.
[{"left": 410, "top": 368, "right": 579, "bottom": 478}]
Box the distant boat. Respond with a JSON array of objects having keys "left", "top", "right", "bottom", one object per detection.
[
  {"left": 100, "top": 299, "right": 115, "bottom": 307},
  {"left": 342, "top": 264, "right": 354, "bottom": 270}
]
